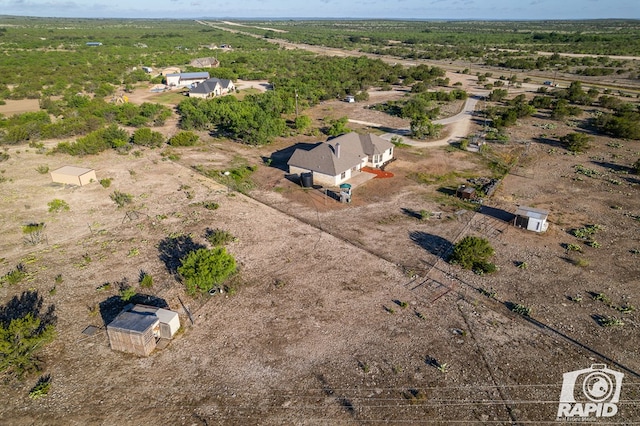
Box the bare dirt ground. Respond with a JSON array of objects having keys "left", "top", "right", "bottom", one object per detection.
[
  {"left": 1, "top": 66, "right": 640, "bottom": 424},
  {"left": 0, "top": 98, "right": 40, "bottom": 116}
]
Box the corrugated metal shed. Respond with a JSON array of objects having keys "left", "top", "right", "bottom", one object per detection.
[
  {"left": 515, "top": 206, "right": 549, "bottom": 220},
  {"left": 178, "top": 72, "right": 210, "bottom": 80}
]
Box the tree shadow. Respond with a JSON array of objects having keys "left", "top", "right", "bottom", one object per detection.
[
  {"left": 409, "top": 231, "right": 453, "bottom": 259},
  {"left": 436, "top": 187, "right": 456, "bottom": 196},
  {"left": 158, "top": 234, "right": 206, "bottom": 275},
  {"left": 0, "top": 290, "right": 56, "bottom": 329},
  {"left": 316, "top": 374, "right": 355, "bottom": 415},
  {"left": 590, "top": 160, "right": 633, "bottom": 173},
  {"left": 99, "top": 294, "right": 169, "bottom": 327},
  {"left": 269, "top": 142, "right": 322, "bottom": 172},
  {"left": 531, "top": 136, "right": 563, "bottom": 149},
  {"left": 479, "top": 205, "right": 515, "bottom": 222},
  {"left": 401, "top": 208, "right": 423, "bottom": 220},
  {"left": 626, "top": 176, "right": 640, "bottom": 185}
]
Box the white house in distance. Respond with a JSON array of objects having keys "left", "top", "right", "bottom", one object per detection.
[
  {"left": 287, "top": 132, "right": 394, "bottom": 186},
  {"left": 189, "top": 78, "right": 236, "bottom": 98},
  {"left": 165, "top": 72, "right": 210, "bottom": 88},
  {"left": 513, "top": 206, "right": 549, "bottom": 233}
]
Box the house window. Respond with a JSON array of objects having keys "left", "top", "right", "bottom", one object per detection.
[{"left": 340, "top": 171, "right": 346, "bottom": 180}]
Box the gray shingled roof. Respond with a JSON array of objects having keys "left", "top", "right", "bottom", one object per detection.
[
  {"left": 287, "top": 132, "right": 393, "bottom": 176},
  {"left": 189, "top": 78, "right": 233, "bottom": 95}
]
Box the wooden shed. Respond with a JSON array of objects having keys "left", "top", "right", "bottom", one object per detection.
[
  {"left": 107, "top": 311, "right": 159, "bottom": 356},
  {"left": 456, "top": 185, "right": 477, "bottom": 200},
  {"left": 51, "top": 166, "right": 96, "bottom": 186}
]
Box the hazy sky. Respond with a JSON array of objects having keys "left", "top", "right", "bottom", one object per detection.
[{"left": 0, "top": 0, "right": 638, "bottom": 20}]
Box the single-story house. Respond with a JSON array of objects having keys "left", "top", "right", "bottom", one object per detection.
[
  {"left": 51, "top": 166, "right": 96, "bottom": 186},
  {"left": 189, "top": 78, "right": 235, "bottom": 98},
  {"left": 287, "top": 132, "right": 394, "bottom": 187},
  {"left": 513, "top": 205, "right": 549, "bottom": 233},
  {"left": 165, "top": 72, "right": 210, "bottom": 88},
  {"left": 106, "top": 304, "right": 180, "bottom": 356}
]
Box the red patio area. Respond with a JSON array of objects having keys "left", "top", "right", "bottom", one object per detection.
[{"left": 362, "top": 167, "right": 394, "bottom": 178}]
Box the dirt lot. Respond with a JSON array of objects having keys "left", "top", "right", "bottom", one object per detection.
[{"left": 1, "top": 75, "right": 640, "bottom": 424}]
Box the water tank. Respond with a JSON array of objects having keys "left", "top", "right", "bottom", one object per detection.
[{"left": 300, "top": 172, "right": 313, "bottom": 188}]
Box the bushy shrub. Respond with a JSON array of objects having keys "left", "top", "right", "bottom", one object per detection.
[
  {"left": 205, "top": 228, "right": 236, "bottom": 246},
  {"left": 47, "top": 199, "right": 70, "bottom": 213},
  {"left": 294, "top": 115, "right": 312, "bottom": 131},
  {"left": 110, "top": 190, "right": 133, "bottom": 207},
  {"left": 560, "top": 132, "right": 591, "bottom": 153},
  {"left": 54, "top": 125, "right": 129, "bottom": 156},
  {"left": 131, "top": 127, "right": 165, "bottom": 147},
  {"left": 139, "top": 274, "right": 153, "bottom": 288},
  {"left": 168, "top": 131, "right": 199, "bottom": 147},
  {"left": 178, "top": 247, "right": 236, "bottom": 295},
  {"left": 450, "top": 236, "right": 496, "bottom": 273}
]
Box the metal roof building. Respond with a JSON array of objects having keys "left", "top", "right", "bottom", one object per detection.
[{"left": 514, "top": 206, "right": 550, "bottom": 233}]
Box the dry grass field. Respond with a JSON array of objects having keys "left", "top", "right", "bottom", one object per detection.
[{"left": 1, "top": 69, "right": 639, "bottom": 424}]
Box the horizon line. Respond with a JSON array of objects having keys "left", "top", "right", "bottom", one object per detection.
[{"left": 1, "top": 15, "right": 639, "bottom": 22}]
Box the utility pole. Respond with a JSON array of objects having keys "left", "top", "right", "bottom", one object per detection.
[{"left": 295, "top": 88, "right": 299, "bottom": 118}]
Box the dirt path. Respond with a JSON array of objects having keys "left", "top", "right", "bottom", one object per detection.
[{"left": 350, "top": 94, "right": 486, "bottom": 147}]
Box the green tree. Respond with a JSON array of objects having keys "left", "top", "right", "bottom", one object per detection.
[
  {"left": 410, "top": 114, "right": 442, "bottom": 139},
  {"left": 131, "top": 127, "right": 165, "bottom": 147},
  {"left": 168, "top": 131, "right": 199, "bottom": 147},
  {"left": 488, "top": 88, "right": 508, "bottom": 102},
  {"left": 178, "top": 247, "right": 237, "bottom": 295},
  {"left": 560, "top": 132, "right": 591, "bottom": 153},
  {"left": 0, "top": 313, "right": 56, "bottom": 378},
  {"left": 595, "top": 111, "right": 640, "bottom": 140},
  {"left": 450, "top": 236, "right": 495, "bottom": 272},
  {"left": 326, "top": 116, "right": 350, "bottom": 137},
  {"left": 294, "top": 115, "right": 312, "bottom": 131}
]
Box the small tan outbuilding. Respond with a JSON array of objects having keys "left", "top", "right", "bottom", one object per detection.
[{"left": 50, "top": 166, "right": 96, "bottom": 186}]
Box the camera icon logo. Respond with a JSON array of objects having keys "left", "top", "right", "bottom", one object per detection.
[{"left": 557, "top": 364, "right": 624, "bottom": 419}]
